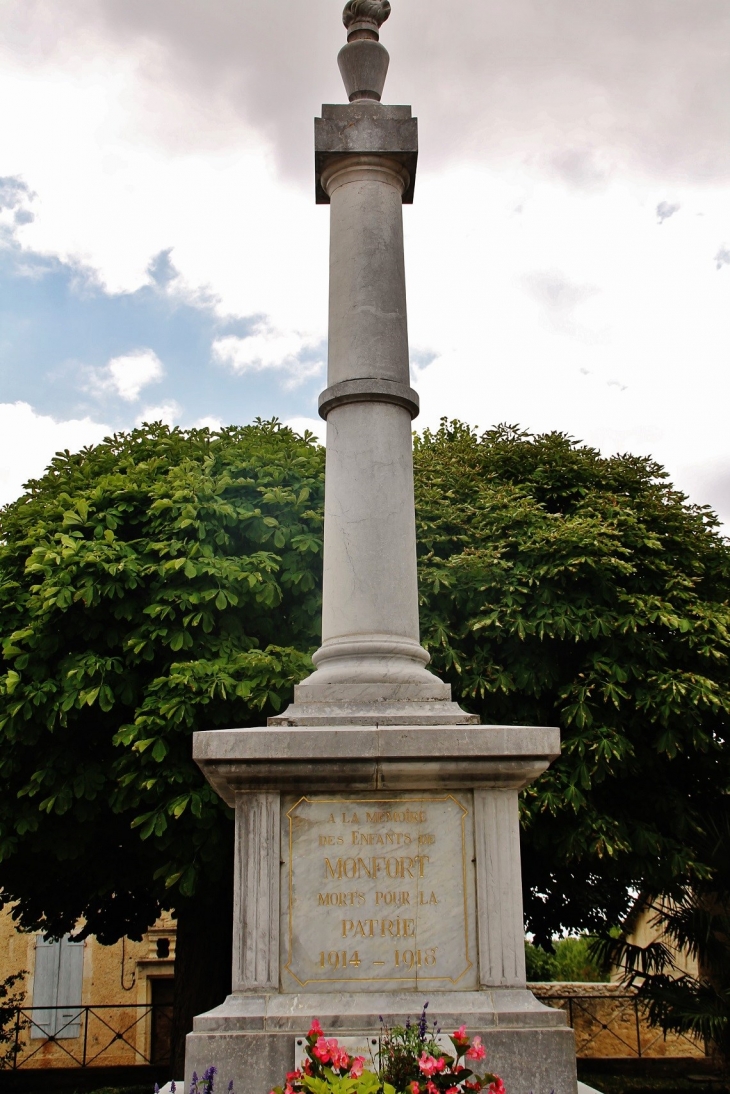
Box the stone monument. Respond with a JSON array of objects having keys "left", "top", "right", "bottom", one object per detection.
[{"left": 185, "top": 3, "right": 578, "bottom": 1091}]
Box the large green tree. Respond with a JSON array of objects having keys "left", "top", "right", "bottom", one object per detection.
[
  {"left": 1, "top": 418, "right": 728, "bottom": 1068},
  {"left": 0, "top": 421, "right": 325, "bottom": 1067},
  {"left": 414, "top": 422, "right": 730, "bottom": 943}
]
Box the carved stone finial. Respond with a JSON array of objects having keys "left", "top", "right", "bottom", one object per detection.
[
  {"left": 342, "top": 0, "right": 391, "bottom": 32},
  {"left": 338, "top": 0, "right": 391, "bottom": 102}
]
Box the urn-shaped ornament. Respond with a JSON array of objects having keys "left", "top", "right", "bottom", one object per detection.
[{"left": 337, "top": 0, "right": 391, "bottom": 101}]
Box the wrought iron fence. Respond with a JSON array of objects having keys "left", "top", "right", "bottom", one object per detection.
[
  {"left": 540, "top": 991, "right": 704, "bottom": 1059},
  {"left": 3, "top": 1003, "right": 172, "bottom": 1069}
]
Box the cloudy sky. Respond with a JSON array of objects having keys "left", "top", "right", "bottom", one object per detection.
[{"left": 1, "top": 0, "right": 729, "bottom": 526}]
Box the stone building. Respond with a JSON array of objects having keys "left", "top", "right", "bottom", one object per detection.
[{"left": 0, "top": 905, "right": 175, "bottom": 1069}]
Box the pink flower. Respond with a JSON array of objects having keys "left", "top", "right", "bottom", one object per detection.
[
  {"left": 329, "top": 1043, "right": 350, "bottom": 1071},
  {"left": 312, "top": 1037, "right": 331, "bottom": 1063},
  {"left": 447, "top": 1087, "right": 460, "bottom": 1093},
  {"left": 349, "top": 1057, "right": 365, "bottom": 1079},
  {"left": 308, "top": 1019, "right": 323, "bottom": 1038},
  {"left": 426, "top": 1082, "right": 439, "bottom": 1094},
  {"left": 452, "top": 1025, "right": 468, "bottom": 1043},
  {"left": 418, "top": 1054, "right": 446, "bottom": 1077},
  {"left": 487, "top": 1080, "right": 505, "bottom": 1094},
  {"left": 286, "top": 1073, "right": 301, "bottom": 1083},
  {"left": 409, "top": 1083, "right": 420, "bottom": 1094},
  {"left": 466, "top": 1037, "right": 486, "bottom": 1062}
]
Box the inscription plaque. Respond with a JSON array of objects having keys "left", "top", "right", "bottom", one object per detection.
[{"left": 280, "top": 793, "right": 477, "bottom": 991}]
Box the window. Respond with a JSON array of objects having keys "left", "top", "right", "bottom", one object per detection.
[{"left": 31, "top": 937, "right": 85, "bottom": 1039}]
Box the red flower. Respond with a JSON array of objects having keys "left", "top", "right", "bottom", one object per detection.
[
  {"left": 446, "top": 1087, "right": 460, "bottom": 1093},
  {"left": 302, "top": 1060, "right": 312, "bottom": 1076},
  {"left": 466, "top": 1037, "right": 486, "bottom": 1062},
  {"left": 308, "top": 1020, "right": 323, "bottom": 1038},
  {"left": 425, "top": 1082, "right": 439, "bottom": 1094},
  {"left": 409, "top": 1083, "right": 420, "bottom": 1094},
  {"left": 452, "top": 1024, "right": 469, "bottom": 1048},
  {"left": 487, "top": 1080, "right": 505, "bottom": 1094},
  {"left": 286, "top": 1073, "right": 301, "bottom": 1083}
]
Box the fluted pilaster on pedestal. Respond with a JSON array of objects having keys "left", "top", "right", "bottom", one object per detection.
[{"left": 232, "top": 791, "right": 280, "bottom": 992}]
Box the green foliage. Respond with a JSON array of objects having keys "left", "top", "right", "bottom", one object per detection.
[
  {"left": 1, "top": 416, "right": 729, "bottom": 955},
  {"left": 0, "top": 420, "right": 324, "bottom": 940},
  {"left": 0, "top": 971, "right": 26, "bottom": 1068},
  {"left": 414, "top": 421, "right": 730, "bottom": 942},
  {"left": 524, "top": 936, "right": 609, "bottom": 982}
]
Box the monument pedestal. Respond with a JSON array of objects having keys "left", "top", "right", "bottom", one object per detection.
[{"left": 185, "top": 724, "right": 578, "bottom": 1094}]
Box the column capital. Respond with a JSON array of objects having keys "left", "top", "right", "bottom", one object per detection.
[{"left": 315, "top": 101, "right": 418, "bottom": 204}]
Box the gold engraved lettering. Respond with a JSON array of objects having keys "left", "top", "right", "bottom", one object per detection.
[
  {"left": 324, "top": 856, "right": 429, "bottom": 881},
  {"left": 365, "top": 809, "right": 427, "bottom": 825},
  {"left": 351, "top": 831, "right": 413, "bottom": 847},
  {"left": 375, "top": 891, "right": 411, "bottom": 906},
  {"left": 341, "top": 918, "right": 415, "bottom": 939},
  {"left": 318, "top": 891, "right": 366, "bottom": 907},
  {"left": 418, "top": 891, "right": 438, "bottom": 905},
  {"left": 341, "top": 811, "right": 360, "bottom": 824}
]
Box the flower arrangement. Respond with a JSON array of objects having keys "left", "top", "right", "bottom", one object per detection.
[{"left": 269, "top": 1006, "right": 504, "bottom": 1094}]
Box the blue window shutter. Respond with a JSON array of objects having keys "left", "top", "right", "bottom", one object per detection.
[
  {"left": 31, "top": 939, "right": 61, "bottom": 1038},
  {"left": 31, "top": 937, "right": 84, "bottom": 1039},
  {"left": 56, "top": 939, "right": 84, "bottom": 1038}
]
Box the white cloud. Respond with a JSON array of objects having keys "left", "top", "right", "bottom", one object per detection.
[
  {"left": 212, "top": 324, "right": 324, "bottom": 389},
  {"left": 193, "top": 415, "right": 223, "bottom": 430},
  {"left": 136, "top": 400, "right": 180, "bottom": 427},
  {"left": 283, "top": 416, "right": 326, "bottom": 444},
  {"left": 106, "top": 349, "right": 164, "bottom": 401},
  {"left": 0, "top": 402, "right": 109, "bottom": 507}
]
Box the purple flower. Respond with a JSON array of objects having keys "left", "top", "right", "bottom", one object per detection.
[{"left": 418, "top": 1003, "right": 429, "bottom": 1041}]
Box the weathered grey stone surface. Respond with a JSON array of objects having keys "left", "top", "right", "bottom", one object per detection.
[
  {"left": 185, "top": 990, "right": 575, "bottom": 1094},
  {"left": 338, "top": 39, "right": 390, "bottom": 103},
  {"left": 193, "top": 724, "right": 561, "bottom": 803},
  {"left": 315, "top": 103, "right": 417, "bottom": 204},
  {"left": 232, "top": 793, "right": 280, "bottom": 993},
  {"left": 474, "top": 790, "right": 527, "bottom": 988},
  {"left": 318, "top": 377, "right": 419, "bottom": 420}
]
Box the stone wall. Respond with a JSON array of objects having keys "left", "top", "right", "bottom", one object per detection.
[{"left": 531, "top": 982, "right": 705, "bottom": 1060}]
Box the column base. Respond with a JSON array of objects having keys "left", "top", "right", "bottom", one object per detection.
[
  {"left": 268, "top": 697, "right": 478, "bottom": 726},
  {"left": 185, "top": 990, "right": 577, "bottom": 1094}
]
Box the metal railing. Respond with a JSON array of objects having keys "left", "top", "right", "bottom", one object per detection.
[
  {"left": 3, "top": 1004, "right": 172, "bottom": 1069},
  {"left": 540, "top": 991, "right": 704, "bottom": 1059}
]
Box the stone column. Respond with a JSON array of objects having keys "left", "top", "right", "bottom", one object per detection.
[
  {"left": 232, "top": 791, "right": 280, "bottom": 992},
  {"left": 269, "top": 10, "right": 473, "bottom": 727}
]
